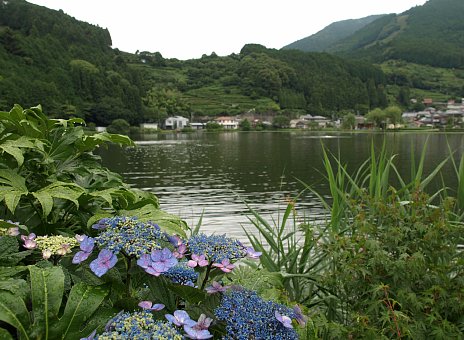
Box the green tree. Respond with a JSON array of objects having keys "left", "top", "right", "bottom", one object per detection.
[
  {"left": 239, "top": 118, "right": 251, "bottom": 131},
  {"left": 341, "top": 113, "right": 356, "bottom": 130},
  {"left": 272, "top": 115, "right": 290, "bottom": 129},
  {"left": 107, "top": 118, "right": 131, "bottom": 135},
  {"left": 366, "top": 108, "right": 386, "bottom": 128},
  {"left": 384, "top": 105, "right": 402, "bottom": 125}
]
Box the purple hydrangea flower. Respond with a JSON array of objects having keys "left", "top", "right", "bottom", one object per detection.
[
  {"left": 79, "top": 329, "right": 96, "bottom": 340},
  {"left": 173, "top": 244, "right": 187, "bottom": 259},
  {"left": 293, "top": 305, "right": 307, "bottom": 326},
  {"left": 21, "top": 233, "right": 37, "bottom": 249},
  {"left": 137, "top": 248, "right": 178, "bottom": 276},
  {"left": 89, "top": 249, "right": 117, "bottom": 277},
  {"left": 246, "top": 247, "right": 262, "bottom": 259},
  {"left": 165, "top": 310, "right": 196, "bottom": 327},
  {"left": 275, "top": 311, "right": 293, "bottom": 329},
  {"left": 138, "top": 300, "right": 165, "bottom": 311},
  {"left": 212, "top": 258, "right": 235, "bottom": 273},
  {"left": 72, "top": 236, "right": 95, "bottom": 264},
  {"left": 184, "top": 326, "right": 213, "bottom": 339},
  {"left": 205, "top": 281, "right": 230, "bottom": 294},
  {"left": 187, "top": 253, "right": 208, "bottom": 268}
]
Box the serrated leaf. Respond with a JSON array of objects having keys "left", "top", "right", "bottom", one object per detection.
[
  {"left": 0, "top": 278, "right": 29, "bottom": 299},
  {"left": 29, "top": 266, "right": 65, "bottom": 339},
  {"left": 0, "top": 327, "right": 14, "bottom": 340},
  {"left": 168, "top": 283, "right": 208, "bottom": 304},
  {"left": 119, "top": 204, "right": 188, "bottom": 238},
  {"left": 0, "top": 291, "right": 31, "bottom": 339},
  {"left": 0, "top": 169, "right": 28, "bottom": 214},
  {"left": 32, "top": 182, "right": 85, "bottom": 218},
  {"left": 50, "top": 283, "right": 109, "bottom": 339},
  {"left": 0, "top": 145, "right": 24, "bottom": 166}
]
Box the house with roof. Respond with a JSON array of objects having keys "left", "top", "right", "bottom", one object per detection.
[
  {"left": 164, "top": 116, "right": 189, "bottom": 130},
  {"left": 215, "top": 117, "right": 239, "bottom": 129}
]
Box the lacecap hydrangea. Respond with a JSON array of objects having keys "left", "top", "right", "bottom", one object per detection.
[
  {"left": 90, "top": 310, "right": 182, "bottom": 340},
  {"left": 215, "top": 287, "right": 299, "bottom": 340},
  {"left": 187, "top": 233, "right": 247, "bottom": 263}
]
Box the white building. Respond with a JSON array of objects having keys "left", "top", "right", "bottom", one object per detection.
[
  {"left": 165, "top": 116, "right": 189, "bottom": 130},
  {"left": 215, "top": 117, "right": 239, "bottom": 129}
]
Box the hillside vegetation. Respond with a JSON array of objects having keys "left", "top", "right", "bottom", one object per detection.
[
  {"left": 325, "top": 0, "right": 464, "bottom": 69},
  {"left": 1, "top": 0, "right": 463, "bottom": 126},
  {"left": 0, "top": 0, "right": 388, "bottom": 125},
  {"left": 283, "top": 15, "right": 385, "bottom": 53}
]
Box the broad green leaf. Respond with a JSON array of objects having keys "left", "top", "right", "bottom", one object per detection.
[
  {"left": 168, "top": 284, "right": 208, "bottom": 304},
  {"left": 120, "top": 204, "right": 188, "bottom": 238},
  {"left": 29, "top": 266, "right": 65, "bottom": 339},
  {"left": 0, "top": 266, "right": 28, "bottom": 278},
  {"left": 32, "top": 182, "right": 85, "bottom": 218},
  {"left": 50, "top": 283, "right": 109, "bottom": 339},
  {"left": 0, "top": 169, "right": 28, "bottom": 213},
  {"left": 0, "top": 278, "right": 29, "bottom": 299},
  {"left": 147, "top": 276, "right": 177, "bottom": 312},
  {"left": 0, "top": 145, "right": 24, "bottom": 166},
  {"left": 0, "top": 327, "right": 14, "bottom": 340},
  {"left": 0, "top": 291, "right": 31, "bottom": 339}
]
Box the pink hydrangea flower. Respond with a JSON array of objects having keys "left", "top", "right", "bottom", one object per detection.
[
  {"left": 212, "top": 259, "right": 235, "bottom": 273},
  {"left": 187, "top": 254, "right": 208, "bottom": 268}
]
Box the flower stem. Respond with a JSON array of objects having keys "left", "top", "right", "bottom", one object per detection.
[{"left": 200, "top": 263, "right": 213, "bottom": 290}]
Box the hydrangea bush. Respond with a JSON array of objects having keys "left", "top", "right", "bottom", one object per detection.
[{"left": 0, "top": 216, "right": 307, "bottom": 339}]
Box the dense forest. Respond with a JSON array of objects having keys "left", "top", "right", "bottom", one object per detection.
[
  {"left": 316, "top": 0, "right": 464, "bottom": 69},
  {"left": 0, "top": 0, "right": 388, "bottom": 125},
  {"left": 1, "top": 0, "right": 463, "bottom": 126}
]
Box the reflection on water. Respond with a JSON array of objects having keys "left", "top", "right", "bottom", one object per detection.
[{"left": 99, "top": 131, "right": 464, "bottom": 239}]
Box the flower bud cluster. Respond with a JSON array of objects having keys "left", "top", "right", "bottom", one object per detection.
[
  {"left": 163, "top": 262, "right": 199, "bottom": 286},
  {"left": 30, "top": 235, "right": 77, "bottom": 259},
  {"left": 215, "top": 287, "right": 298, "bottom": 339},
  {"left": 187, "top": 233, "right": 247, "bottom": 263},
  {"left": 95, "top": 310, "right": 182, "bottom": 339},
  {"left": 93, "top": 216, "right": 167, "bottom": 257}
]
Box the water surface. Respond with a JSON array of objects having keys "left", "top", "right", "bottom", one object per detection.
[{"left": 99, "top": 131, "right": 464, "bottom": 238}]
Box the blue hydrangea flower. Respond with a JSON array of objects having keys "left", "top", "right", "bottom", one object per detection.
[
  {"left": 89, "top": 249, "right": 117, "bottom": 277},
  {"left": 215, "top": 288, "right": 298, "bottom": 340},
  {"left": 93, "top": 216, "right": 167, "bottom": 258},
  {"left": 163, "top": 262, "right": 199, "bottom": 286},
  {"left": 95, "top": 310, "right": 182, "bottom": 339},
  {"left": 187, "top": 234, "right": 246, "bottom": 263}
]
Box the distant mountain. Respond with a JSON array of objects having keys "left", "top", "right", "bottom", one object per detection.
[
  {"left": 284, "top": 0, "right": 464, "bottom": 69},
  {"left": 282, "top": 15, "right": 385, "bottom": 52},
  {"left": 329, "top": 0, "right": 464, "bottom": 68}
]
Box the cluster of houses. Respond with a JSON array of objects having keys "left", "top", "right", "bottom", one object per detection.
[
  {"left": 136, "top": 98, "right": 464, "bottom": 131},
  {"left": 401, "top": 99, "right": 464, "bottom": 128}
]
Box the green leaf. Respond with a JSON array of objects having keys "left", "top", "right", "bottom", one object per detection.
[
  {"left": 0, "top": 278, "right": 29, "bottom": 299},
  {"left": 0, "top": 291, "right": 31, "bottom": 339},
  {"left": 168, "top": 284, "right": 208, "bottom": 304},
  {"left": 0, "top": 328, "right": 14, "bottom": 340},
  {"left": 146, "top": 276, "right": 178, "bottom": 312},
  {"left": 0, "top": 236, "right": 32, "bottom": 266},
  {"left": 32, "top": 182, "right": 85, "bottom": 218},
  {"left": 29, "top": 265, "right": 65, "bottom": 339},
  {"left": 0, "top": 169, "right": 28, "bottom": 214},
  {"left": 120, "top": 204, "right": 188, "bottom": 238},
  {"left": 50, "top": 283, "right": 109, "bottom": 339}
]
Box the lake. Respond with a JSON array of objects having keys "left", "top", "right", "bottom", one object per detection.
[{"left": 99, "top": 131, "right": 464, "bottom": 239}]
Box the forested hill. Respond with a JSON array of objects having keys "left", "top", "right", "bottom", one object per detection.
[
  {"left": 0, "top": 0, "right": 145, "bottom": 124},
  {"left": 0, "top": 0, "right": 388, "bottom": 124},
  {"left": 324, "top": 0, "right": 464, "bottom": 69},
  {"left": 282, "top": 15, "right": 385, "bottom": 53}
]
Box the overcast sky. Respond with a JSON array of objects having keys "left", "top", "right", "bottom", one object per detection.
[{"left": 28, "top": 0, "right": 428, "bottom": 60}]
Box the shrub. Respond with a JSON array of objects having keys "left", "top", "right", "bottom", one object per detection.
[{"left": 107, "top": 118, "right": 130, "bottom": 135}]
